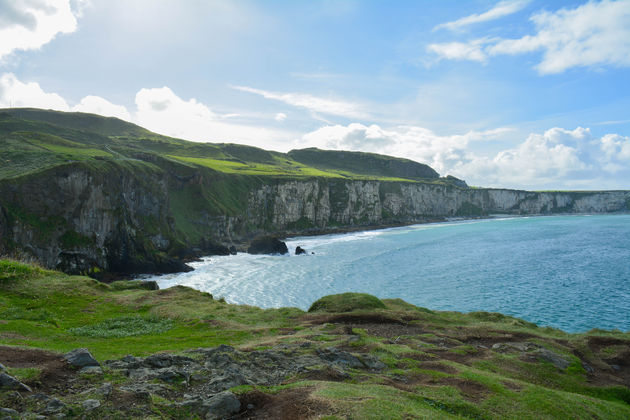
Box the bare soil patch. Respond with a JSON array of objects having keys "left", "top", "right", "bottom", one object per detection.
[{"left": 236, "top": 388, "right": 333, "bottom": 420}]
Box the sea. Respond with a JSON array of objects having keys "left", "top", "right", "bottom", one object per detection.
[{"left": 146, "top": 214, "right": 630, "bottom": 333}]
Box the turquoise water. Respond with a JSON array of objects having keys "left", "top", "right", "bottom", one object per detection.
[{"left": 150, "top": 214, "right": 630, "bottom": 332}]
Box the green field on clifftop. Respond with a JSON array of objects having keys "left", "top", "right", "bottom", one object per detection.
[
  {"left": 0, "top": 108, "right": 444, "bottom": 183},
  {"left": 0, "top": 259, "right": 629, "bottom": 419}
]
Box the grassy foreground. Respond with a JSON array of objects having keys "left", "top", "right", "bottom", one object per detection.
[{"left": 1, "top": 259, "right": 629, "bottom": 419}]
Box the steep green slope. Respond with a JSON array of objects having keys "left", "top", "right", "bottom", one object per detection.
[{"left": 0, "top": 259, "right": 628, "bottom": 419}]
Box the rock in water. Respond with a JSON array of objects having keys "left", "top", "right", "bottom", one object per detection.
[
  {"left": 64, "top": 348, "right": 100, "bottom": 368},
  {"left": 247, "top": 237, "right": 288, "bottom": 255},
  {"left": 295, "top": 246, "right": 307, "bottom": 255}
]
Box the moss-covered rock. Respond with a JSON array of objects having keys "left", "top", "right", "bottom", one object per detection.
[{"left": 308, "top": 292, "right": 387, "bottom": 313}]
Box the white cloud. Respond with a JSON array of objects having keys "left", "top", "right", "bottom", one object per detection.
[
  {"left": 0, "top": 0, "right": 80, "bottom": 59},
  {"left": 298, "top": 122, "right": 511, "bottom": 176},
  {"left": 429, "top": 0, "right": 630, "bottom": 74},
  {"left": 71, "top": 95, "right": 130, "bottom": 120},
  {"left": 298, "top": 122, "right": 630, "bottom": 189},
  {"left": 0, "top": 72, "right": 69, "bottom": 109},
  {"left": 427, "top": 39, "right": 491, "bottom": 62},
  {"left": 275, "top": 112, "right": 287, "bottom": 122},
  {"left": 134, "top": 86, "right": 292, "bottom": 147},
  {"left": 232, "top": 85, "right": 370, "bottom": 119},
  {"left": 0, "top": 73, "right": 292, "bottom": 148},
  {"left": 434, "top": 0, "right": 530, "bottom": 31}
]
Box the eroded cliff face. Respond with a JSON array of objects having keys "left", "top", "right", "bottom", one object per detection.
[
  {"left": 1, "top": 165, "right": 628, "bottom": 276},
  {"left": 240, "top": 179, "right": 630, "bottom": 235},
  {"left": 0, "top": 162, "right": 182, "bottom": 275}
]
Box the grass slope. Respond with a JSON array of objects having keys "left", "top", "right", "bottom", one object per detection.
[
  {"left": 0, "top": 108, "right": 448, "bottom": 184},
  {"left": 1, "top": 259, "right": 629, "bottom": 419}
]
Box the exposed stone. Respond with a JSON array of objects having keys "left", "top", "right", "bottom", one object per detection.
[
  {"left": 203, "top": 391, "right": 241, "bottom": 420},
  {"left": 534, "top": 348, "right": 570, "bottom": 370},
  {"left": 295, "top": 246, "right": 307, "bottom": 255},
  {"left": 492, "top": 342, "right": 539, "bottom": 352},
  {"left": 82, "top": 399, "right": 101, "bottom": 411},
  {"left": 64, "top": 348, "right": 99, "bottom": 368},
  {"left": 0, "top": 373, "right": 32, "bottom": 392},
  {"left": 44, "top": 398, "right": 66, "bottom": 415},
  {"left": 0, "top": 407, "right": 19, "bottom": 419},
  {"left": 317, "top": 347, "right": 365, "bottom": 369},
  {"left": 247, "top": 237, "right": 288, "bottom": 255},
  {"left": 79, "top": 366, "right": 103, "bottom": 375}
]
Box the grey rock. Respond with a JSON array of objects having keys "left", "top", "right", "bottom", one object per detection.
[
  {"left": 317, "top": 347, "right": 364, "bottom": 369},
  {"left": 82, "top": 399, "right": 101, "bottom": 411},
  {"left": 582, "top": 363, "right": 594, "bottom": 373},
  {"left": 44, "top": 398, "right": 66, "bottom": 415},
  {"left": 64, "top": 348, "right": 99, "bottom": 368},
  {"left": 127, "top": 368, "right": 154, "bottom": 381},
  {"left": 0, "top": 372, "right": 32, "bottom": 392},
  {"left": 203, "top": 391, "right": 241, "bottom": 420},
  {"left": 97, "top": 382, "right": 113, "bottom": 397},
  {"left": 119, "top": 383, "right": 167, "bottom": 396},
  {"left": 535, "top": 348, "right": 570, "bottom": 370},
  {"left": 0, "top": 363, "right": 6, "bottom": 372},
  {"left": 0, "top": 407, "right": 19, "bottom": 419},
  {"left": 144, "top": 353, "right": 194, "bottom": 368},
  {"left": 360, "top": 354, "right": 386, "bottom": 370},
  {"left": 79, "top": 366, "right": 103, "bottom": 375},
  {"left": 611, "top": 364, "right": 621, "bottom": 371},
  {"left": 157, "top": 368, "right": 185, "bottom": 383},
  {"left": 492, "top": 342, "right": 539, "bottom": 352}
]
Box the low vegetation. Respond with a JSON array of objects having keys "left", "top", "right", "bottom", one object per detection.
[{"left": 1, "top": 259, "right": 628, "bottom": 419}]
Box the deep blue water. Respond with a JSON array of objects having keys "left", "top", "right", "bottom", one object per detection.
[{"left": 149, "top": 214, "right": 630, "bottom": 332}]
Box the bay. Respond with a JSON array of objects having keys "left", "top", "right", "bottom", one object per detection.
[{"left": 148, "top": 214, "right": 630, "bottom": 332}]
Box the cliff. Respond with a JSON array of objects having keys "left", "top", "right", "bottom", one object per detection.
[{"left": 1, "top": 108, "right": 628, "bottom": 276}]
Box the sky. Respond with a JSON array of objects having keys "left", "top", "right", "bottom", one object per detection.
[{"left": 0, "top": 0, "right": 629, "bottom": 190}]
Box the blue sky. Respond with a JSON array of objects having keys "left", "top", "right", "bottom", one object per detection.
[{"left": 1, "top": 0, "right": 629, "bottom": 189}]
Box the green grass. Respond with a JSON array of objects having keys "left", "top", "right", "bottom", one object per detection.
[
  {"left": 308, "top": 292, "right": 387, "bottom": 313},
  {"left": 0, "top": 259, "right": 629, "bottom": 419}
]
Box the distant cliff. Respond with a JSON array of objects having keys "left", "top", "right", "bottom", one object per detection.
[{"left": 1, "top": 108, "right": 628, "bottom": 276}]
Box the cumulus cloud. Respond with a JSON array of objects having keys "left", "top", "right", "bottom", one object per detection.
[
  {"left": 232, "top": 85, "right": 369, "bottom": 119},
  {"left": 429, "top": 0, "right": 630, "bottom": 74},
  {"left": 298, "top": 122, "right": 511, "bottom": 176},
  {"left": 72, "top": 95, "right": 131, "bottom": 120},
  {"left": 0, "top": 0, "right": 80, "bottom": 59},
  {"left": 434, "top": 0, "right": 530, "bottom": 31},
  {"left": 275, "top": 112, "right": 287, "bottom": 122},
  {"left": 134, "top": 86, "right": 292, "bottom": 146},
  {"left": 298, "top": 122, "right": 630, "bottom": 189},
  {"left": 0, "top": 72, "right": 69, "bottom": 109}
]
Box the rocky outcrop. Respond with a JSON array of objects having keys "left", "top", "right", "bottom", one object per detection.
[{"left": 247, "top": 236, "right": 288, "bottom": 255}]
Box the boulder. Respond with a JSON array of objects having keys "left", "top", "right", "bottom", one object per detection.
[
  {"left": 0, "top": 373, "right": 32, "bottom": 392},
  {"left": 64, "top": 348, "right": 99, "bottom": 368},
  {"left": 295, "top": 246, "right": 307, "bottom": 255},
  {"left": 82, "top": 399, "right": 101, "bottom": 411},
  {"left": 204, "top": 391, "right": 241, "bottom": 420},
  {"left": 247, "top": 237, "right": 288, "bottom": 255},
  {"left": 535, "top": 348, "right": 570, "bottom": 370}
]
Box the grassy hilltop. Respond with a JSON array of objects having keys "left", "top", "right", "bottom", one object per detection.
[
  {"left": 0, "top": 108, "right": 440, "bottom": 183},
  {"left": 0, "top": 259, "right": 629, "bottom": 419}
]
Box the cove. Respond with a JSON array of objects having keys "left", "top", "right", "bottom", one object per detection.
[{"left": 147, "top": 214, "right": 630, "bottom": 333}]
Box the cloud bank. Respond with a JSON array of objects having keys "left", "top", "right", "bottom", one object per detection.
[
  {"left": 2, "top": 73, "right": 629, "bottom": 190},
  {"left": 297, "top": 123, "right": 630, "bottom": 190},
  {"left": 429, "top": 0, "right": 630, "bottom": 74}
]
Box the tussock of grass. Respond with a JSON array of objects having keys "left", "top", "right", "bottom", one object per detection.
[
  {"left": 69, "top": 315, "right": 173, "bottom": 338},
  {"left": 308, "top": 293, "right": 387, "bottom": 313}
]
